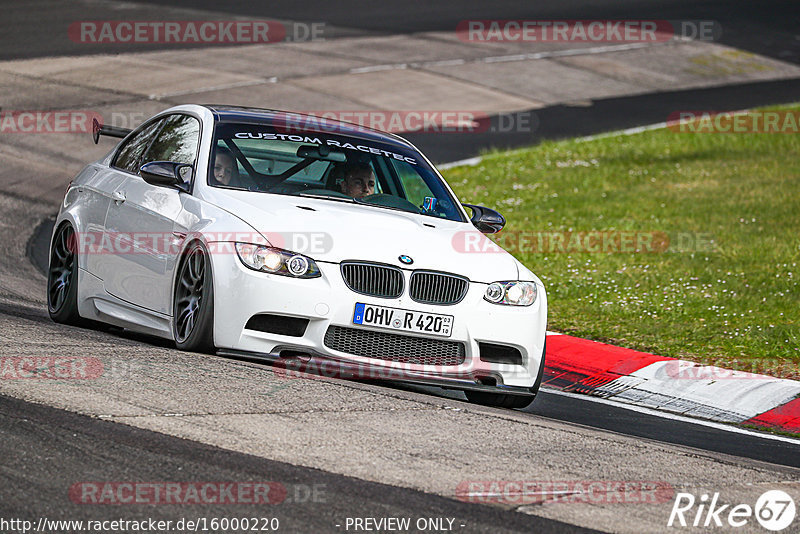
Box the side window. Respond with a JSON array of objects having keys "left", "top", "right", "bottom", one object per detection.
[
  {"left": 113, "top": 119, "right": 164, "bottom": 173},
  {"left": 142, "top": 115, "right": 201, "bottom": 168}
]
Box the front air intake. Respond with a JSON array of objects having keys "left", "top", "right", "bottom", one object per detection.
[
  {"left": 245, "top": 314, "right": 309, "bottom": 337},
  {"left": 478, "top": 342, "right": 523, "bottom": 365},
  {"left": 324, "top": 325, "right": 466, "bottom": 366}
]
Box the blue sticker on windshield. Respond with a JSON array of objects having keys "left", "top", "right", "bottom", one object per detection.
[{"left": 423, "top": 197, "right": 437, "bottom": 211}]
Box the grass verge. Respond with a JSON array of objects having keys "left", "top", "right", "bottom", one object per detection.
[{"left": 445, "top": 105, "right": 799, "bottom": 379}]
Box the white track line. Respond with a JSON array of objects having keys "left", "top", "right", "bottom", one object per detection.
[
  {"left": 574, "top": 122, "right": 669, "bottom": 142},
  {"left": 438, "top": 156, "right": 483, "bottom": 170},
  {"left": 437, "top": 121, "right": 671, "bottom": 169},
  {"left": 437, "top": 107, "right": 776, "bottom": 168},
  {"left": 437, "top": 120, "right": 672, "bottom": 169},
  {"left": 153, "top": 78, "right": 274, "bottom": 99},
  {"left": 348, "top": 42, "right": 662, "bottom": 74},
  {"left": 543, "top": 388, "right": 800, "bottom": 445}
]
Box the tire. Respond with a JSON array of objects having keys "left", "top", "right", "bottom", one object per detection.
[
  {"left": 173, "top": 241, "right": 215, "bottom": 353},
  {"left": 48, "top": 223, "right": 82, "bottom": 325},
  {"left": 464, "top": 339, "right": 547, "bottom": 409}
]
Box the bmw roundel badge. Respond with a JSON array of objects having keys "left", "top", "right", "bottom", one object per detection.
[{"left": 398, "top": 255, "right": 413, "bottom": 265}]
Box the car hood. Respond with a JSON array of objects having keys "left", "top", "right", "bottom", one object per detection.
[{"left": 205, "top": 189, "right": 520, "bottom": 283}]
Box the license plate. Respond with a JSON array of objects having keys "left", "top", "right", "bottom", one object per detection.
[{"left": 352, "top": 303, "right": 453, "bottom": 338}]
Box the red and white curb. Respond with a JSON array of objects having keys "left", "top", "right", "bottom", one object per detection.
[{"left": 543, "top": 332, "right": 800, "bottom": 434}]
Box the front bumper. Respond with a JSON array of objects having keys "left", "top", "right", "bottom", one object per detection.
[{"left": 211, "top": 253, "right": 547, "bottom": 389}]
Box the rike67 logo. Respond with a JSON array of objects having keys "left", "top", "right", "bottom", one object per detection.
[{"left": 668, "top": 490, "right": 796, "bottom": 531}]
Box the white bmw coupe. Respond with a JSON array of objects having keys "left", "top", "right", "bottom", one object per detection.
[{"left": 48, "top": 104, "right": 547, "bottom": 408}]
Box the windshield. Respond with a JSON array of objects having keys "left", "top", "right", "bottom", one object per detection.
[{"left": 208, "top": 122, "right": 464, "bottom": 222}]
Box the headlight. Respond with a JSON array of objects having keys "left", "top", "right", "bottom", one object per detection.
[
  {"left": 484, "top": 281, "right": 537, "bottom": 306},
  {"left": 235, "top": 243, "right": 321, "bottom": 278}
]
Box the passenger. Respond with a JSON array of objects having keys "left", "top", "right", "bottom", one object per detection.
[{"left": 211, "top": 146, "right": 239, "bottom": 187}]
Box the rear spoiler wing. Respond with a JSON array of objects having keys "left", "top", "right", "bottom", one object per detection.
[{"left": 92, "top": 118, "right": 131, "bottom": 144}]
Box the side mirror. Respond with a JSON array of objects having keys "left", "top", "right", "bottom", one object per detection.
[
  {"left": 462, "top": 203, "right": 506, "bottom": 234},
  {"left": 140, "top": 161, "right": 192, "bottom": 189}
]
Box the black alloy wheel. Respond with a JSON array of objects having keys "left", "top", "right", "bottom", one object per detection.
[{"left": 173, "top": 241, "right": 215, "bottom": 352}]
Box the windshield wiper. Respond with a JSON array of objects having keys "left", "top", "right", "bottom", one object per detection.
[
  {"left": 296, "top": 193, "right": 421, "bottom": 215},
  {"left": 297, "top": 193, "right": 356, "bottom": 203},
  {"left": 352, "top": 197, "right": 419, "bottom": 215}
]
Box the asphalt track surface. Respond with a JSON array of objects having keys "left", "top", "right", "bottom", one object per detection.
[
  {"left": 3, "top": 0, "right": 799, "bottom": 64},
  {"left": 4, "top": 1, "right": 799, "bottom": 164},
  {"left": 4, "top": 1, "right": 800, "bottom": 532},
  {"left": 0, "top": 394, "right": 596, "bottom": 534},
  {"left": 407, "top": 77, "right": 800, "bottom": 162}
]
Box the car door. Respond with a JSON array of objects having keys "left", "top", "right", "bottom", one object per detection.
[
  {"left": 84, "top": 118, "right": 164, "bottom": 279},
  {"left": 102, "top": 114, "right": 201, "bottom": 314}
]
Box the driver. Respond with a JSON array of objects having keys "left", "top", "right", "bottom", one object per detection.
[{"left": 339, "top": 163, "right": 375, "bottom": 198}]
